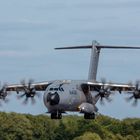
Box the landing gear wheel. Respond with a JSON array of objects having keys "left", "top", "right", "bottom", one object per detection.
[
  {"left": 51, "top": 112, "right": 62, "bottom": 119},
  {"left": 51, "top": 112, "right": 56, "bottom": 119},
  {"left": 84, "top": 113, "right": 95, "bottom": 119},
  {"left": 58, "top": 113, "right": 62, "bottom": 119}
]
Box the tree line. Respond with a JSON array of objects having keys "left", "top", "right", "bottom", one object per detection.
[{"left": 0, "top": 112, "right": 139, "bottom": 140}]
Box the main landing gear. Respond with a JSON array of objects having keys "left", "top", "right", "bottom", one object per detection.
[
  {"left": 50, "top": 111, "right": 95, "bottom": 119},
  {"left": 51, "top": 112, "right": 62, "bottom": 119},
  {"left": 84, "top": 113, "right": 95, "bottom": 119}
]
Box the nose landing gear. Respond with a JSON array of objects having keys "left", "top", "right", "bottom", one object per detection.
[
  {"left": 84, "top": 113, "right": 95, "bottom": 119},
  {"left": 51, "top": 112, "right": 62, "bottom": 119}
]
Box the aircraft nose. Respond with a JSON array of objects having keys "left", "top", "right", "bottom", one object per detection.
[{"left": 47, "top": 92, "right": 60, "bottom": 105}]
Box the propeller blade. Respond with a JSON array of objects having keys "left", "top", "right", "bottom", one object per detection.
[
  {"left": 136, "top": 82, "right": 139, "bottom": 90},
  {"left": 0, "top": 82, "right": 10, "bottom": 106},
  {"left": 18, "top": 79, "right": 39, "bottom": 105},
  {"left": 101, "top": 78, "right": 106, "bottom": 84},
  {"left": 125, "top": 80, "right": 140, "bottom": 106},
  {"left": 95, "top": 93, "right": 100, "bottom": 98},
  {"left": 17, "top": 93, "right": 26, "bottom": 99},
  {"left": 31, "top": 97, "right": 36, "bottom": 105},
  {"left": 28, "top": 79, "right": 34, "bottom": 88},
  {"left": 36, "top": 92, "right": 41, "bottom": 98},
  {"left": 132, "top": 99, "right": 138, "bottom": 106},
  {"left": 3, "top": 98, "right": 9, "bottom": 103},
  {"left": 125, "top": 95, "right": 134, "bottom": 102},
  {"left": 21, "top": 79, "right": 26, "bottom": 86},
  {"left": 105, "top": 96, "right": 112, "bottom": 102},
  {"left": 95, "top": 78, "right": 113, "bottom": 105},
  {"left": 23, "top": 97, "right": 28, "bottom": 105},
  {"left": 100, "top": 97, "right": 105, "bottom": 105}
]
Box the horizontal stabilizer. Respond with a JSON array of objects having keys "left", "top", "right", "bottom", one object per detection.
[
  {"left": 97, "top": 45, "right": 140, "bottom": 49},
  {"left": 55, "top": 46, "right": 92, "bottom": 49},
  {"left": 55, "top": 45, "right": 140, "bottom": 50}
]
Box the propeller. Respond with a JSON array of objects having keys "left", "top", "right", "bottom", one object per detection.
[
  {"left": 126, "top": 81, "right": 140, "bottom": 106},
  {"left": 17, "top": 79, "right": 40, "bottom": 105},
  {"left": 95, "top": 78, "right": 113, "bottom": 105},
  {"left": 0, "top": 83, "right": 9, "bottom": 105}
]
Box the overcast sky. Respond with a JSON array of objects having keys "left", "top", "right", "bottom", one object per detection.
[{"left": 0, "top": 0, "right": 140, "bottom": 119}]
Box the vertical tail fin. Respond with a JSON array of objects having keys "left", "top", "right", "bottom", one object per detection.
[
  {"left": 55, "top": 41, "right": 100, "bottom": 81},
  {"left": 55, "top": 41, "right": 140, "bottom": 81},
  {"left": 88, "top": 41, "right": 100, "bottom": 81}
]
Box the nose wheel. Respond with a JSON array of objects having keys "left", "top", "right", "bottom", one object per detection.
[{"left": 51, "top": 112, "right": 62, "bottom": 119}]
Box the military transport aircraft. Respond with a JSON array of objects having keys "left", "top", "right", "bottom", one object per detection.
[{"left": 0, "top": 41, "right": 140, "bottom": 119}]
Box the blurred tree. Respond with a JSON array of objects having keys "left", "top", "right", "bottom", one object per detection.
[
  {"left": 0, "top": 112, "right": 139, "bottom": 140},
  {"left": 73, "top": 132, "right": 102, "bottom": 140},
  {"left": 0, "top": 112, "right": 32, "bottom": 140}
]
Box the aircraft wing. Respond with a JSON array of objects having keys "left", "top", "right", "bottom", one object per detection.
[
  {"left": 5, "top": 81, "right": 52, "bottom": 92},
  {"left": 85, "top": 81, "right": 140, "bottom": 106},
  {"left": 0, "top": 81, "right": 53, "bottom": 105},
  {"left": 86, "top": 81, "right": 135, "bottom": 93}
]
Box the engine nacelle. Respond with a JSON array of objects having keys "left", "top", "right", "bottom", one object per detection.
[{"left": 78, "top": 102, "right": 98, "bottom": 114}]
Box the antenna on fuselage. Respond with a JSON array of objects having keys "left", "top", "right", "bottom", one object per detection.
[{"left": 55, "top": 41, "right": 140, "bottom": 81}]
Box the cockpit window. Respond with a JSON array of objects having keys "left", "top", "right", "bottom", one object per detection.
[
  {"left": 49, "top": 88, "right": 53, "bottom": 91},
  {"left": 49, "top": 88, "right": 59, "bottom": 91},
  {"left": 54, "top": 88, "right": 59, "bottom": 91}
]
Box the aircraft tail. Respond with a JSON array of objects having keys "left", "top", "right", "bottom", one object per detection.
[{"left": 55, "top": 41, "right": 140, "bottom": 81}]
